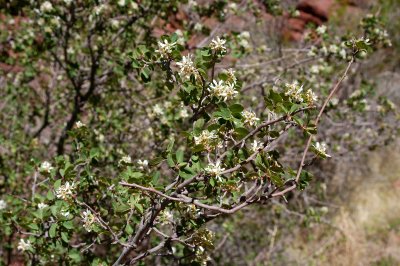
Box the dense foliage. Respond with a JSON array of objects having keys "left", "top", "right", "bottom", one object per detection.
[{"left": 0, "top": 0, "right": 396, "bottom": 265}]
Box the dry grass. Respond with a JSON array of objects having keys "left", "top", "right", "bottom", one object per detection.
[{"left": 285, "top": 141, "right": 400, "bottom": 266}]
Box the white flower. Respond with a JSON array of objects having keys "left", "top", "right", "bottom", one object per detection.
[
  {"left": 328, "top": 44, "right": 339, "bottom": 54},
  {"left": 310, "top": 65, "right": 320, "bottom": 74},
  {"left": 180, "top": 108, "right": 189, "bottom": 118},
  {"left": 339, "top": 49, "right": 347, "bottom": 59},
  {"left": 63, "top": 0, "right": 72, "bottom": 5},
  {"left": 228, "top": 3, "right": 238, "bottom": 13},
  {"left": 137, "top": 159, "right": 148, "bottom": 170},
  {"left": 17, "top": 239, "right": 31, "bottom": 252},
  {"left": 119, "top": 155, "right": 132, "bottom": 165},
  {"left": 239, "top": 38, "right": 251, "bottom": 50},
  {"left": 0, "top": 199, "right": 6, "bottom": 210},
  {"left": 75, "top": 121, "right": 85, "bottom": 128},
  {"left": 40, "top": 1, "right": 53, "bottom": 12},
  {"left": 210, "top": 37, "right": 227, "bottom": 53},
  {"left": 176, "top": 54, "right": 198, "bottom": 80},
  {"left": 38, "top": 203, "right": 48, "bottom": 209},
  {"left": 307, "top": 46, "right": 318, "bottom": 57},
  {"left": 313, "top": 142, "right": 331, "bottom": 158},
  {"left": 94, "top": 4, "right": 107, "bottom": 16},
  {"left": 239, "top": 31, "right": 250, "bottom": 39},
  {"left": 81, "top": 209, "right": 96, "bottom": 232},
  {"left": 241, "top": 110, "right": 259, "bottom": 127},
  {"left": 161, "top": 210, "right": 173, "bottom": 224},
  {"left": 225, "top": 68, "right": 237, "bottom": 85},
  {"left": 330, "top": 98, "right": 339, "bottom": 106},
  {"left": 194, "top": 130, "right": 219, "bottom": 150},
  {"left": 305, "top": 89, "right": 318, "bottom": 104},
  {"left": 250, "top": 140, "right": 263, "bottom": 153},
  {"left": 208, "top": 80, "right": 238, "bottom": 101},
  {"left": 60, "top": 209, "right": 70, "bottom": 217},
  {"left": 293, "top": 10, "right": 300, "bottom": 17},
  {"left": 194, "top": 23, "right": 203, "bottom": 31},
  {"left": 320, "top": 46, "right": 328, "bottom": 56},
  {"left": 55, "top": 182, "right": 75, "bottom": 201},
  {"left": 350, "top": 89, "right": 362, "bottom": 98},
  {"left": 208, "top": 80, "right": 225, "bottom": 97},
  {"left": 130, "top": 1, "right": 139, "bottom": 10},
  {"left": 39, "top": 161, "right": 53, "bottom": 173},
  {"left": 285, "top": 81, "right": 303, "bottom": 102},
  {"left": 67, "top": 47, "right": 75, "bottom": 55},
  {"left": 156, "top": 39, "right": 176, "bottom": 58},
  {"left": 174, "top": 30, "right": 185, "bottom": 45},
  {"left": 111, "top": 19, "right": 120, "bottom": 29},
  {"left": 316, "top": 25, "right": 327, "bottom": 35},
  {"left": 118, "top": 0, "right": 126, "bottom": 6},
  {"left": 153, "top": 104, "right": 164, "bottom": 116},
  {"left": 221, "top": 83, "right": 238, "bottom": 101},
  {"left": 205, "top": 161, "right": 225, "bottom": 181}
]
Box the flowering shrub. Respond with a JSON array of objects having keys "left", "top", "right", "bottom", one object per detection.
[{"left": 0, "top": 1, "right": 397, "bottom": 265}]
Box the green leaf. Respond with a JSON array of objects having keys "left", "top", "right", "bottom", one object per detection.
[
  {"left": 90, "top": 148, "right": 100, "bottom": 159},
  {"left": 28, "top": 223, "right": 39, "bottom": 231},
  {"left": 68, "top": 250, "right": 81, "bottom": 262},
  {"left": 134, "top": 203, "right": 143, "bottom": 214},
  {"left": 61, "top": 232, "right": 69, "bottom": 243},
  {"left": 299, "top": 171, "right": 313, "bottom": 190},
  {"left": 167, "top": 137, "right": 175, "bottom": 153},
  {"left": 125, "top": 224, "right": 134, "bottom": 235},
  {"left": 54, "top": 179, "right": 62, "bottom": 189},
  {"left": 229, "top": 104, "right": 244, "bottom": 114},
  {"left": 47, "top": 190, "right": 55, "bottom": 200},
  {"left": 49, "top": 223, "right": 57, "bottom": 238},
  {"left": 179, "top": 166, "right": 196, "bottom": 179},
  {"left": 63, "top": 221, "right": 74, "bottom": 230},
  {"left": 270, "top": 174, "right": 284, "bottom": 187},
  {"left": 176, "top": 150, "right": 184, "bottom": 163},
  {"left": 235, "top": 127, "right": 249, "bottom": 138},
  {"left": 167, "top": 154, "right": 175, "bottom": 168}
]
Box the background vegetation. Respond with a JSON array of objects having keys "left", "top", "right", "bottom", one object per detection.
[{"left": 0, "top": 0, "right": 399, "bottom": 265}]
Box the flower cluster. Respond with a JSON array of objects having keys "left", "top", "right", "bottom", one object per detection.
[
  {"left": 241, "top": 110, "right": 260, "bottom": 127},
  {"left": 285, "top": 81, "right": 304, "bottom": 102},
  {"left": 305, "top": 89, "right": 318, "bottom": 105},
  {"left": 194, "top": 130, "right": 220, "bottom": 150},
  {"left": 250, "top": 140, "right": 263, "bottom": 153},
  {"left": 39, "top": 161, "right": 53, "bottom": 174},
  {"left": 313, "top": 142, "right": 331, "bottom": 158},
  {"left": 17, "top": 239, "right": 31, "bottom": 252},
  {"left": 238, "top": 31, "right": 251, "bottom": 51},
  {"left": 316, "top": 25, "right": 327, "bottom": 35},
  {"left": 159, "top": 210, "right": 173, "bottom": 225},
  {"left": 0, "top": 199, "right": 6, "bottom": 210},
  {"left": 75, "top": 121, "right": 85, "bottom": 128},
  {"left": 176, "top": 54, "right": 199, "bottom": 80},
  {"left": 209, "top": 37, "right": 227, "bottom": 53},
  {"left": 55, "top": 182, "right": 76, "bottom": 201},
  {"left": 38, "top": 203, "right": 48, "bottom": 209},
  {"left": 205, "top": 161, "right": 225, "bottom": 181},
  {"left": 208, "top": 80, "right": 238, "bottom": 101},
  {"left": 81, "top": 209, "right": 97, "bottom": 232},
  {"left": 119, "top": 155, "right": 132, "bottom": 165},
  {"left": 137, "top": 159, "right": 148, "bottom": 170},
  {"left": 225, "top": 68, "right": 237, "bottom": 85},
  {"left": 156, "top": 39, "right": 176, "bottom": 58},
  {"left": 40, "top": 1, "right": 53, "bottom": 13}
]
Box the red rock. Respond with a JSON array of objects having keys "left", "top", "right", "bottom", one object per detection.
[{"left": 297, "top": 0, "right": 334, "bottom": 22}]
